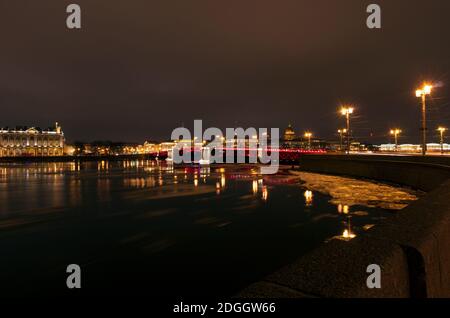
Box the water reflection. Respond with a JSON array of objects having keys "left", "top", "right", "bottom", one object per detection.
[
  {"left": 124, "top": 177, "right": 157, "bottom": 188},
  {"left": 342, "top": 228, "right": 356, "bottom": 240},
  {"left": 252, "top": 180, "right": 258, "bottom": 194},
  {"left": 216, "top": 182, "right": 221, "bottom": 195},
  {"left": 341, "top": 217, "right": 357, "bottom": 240},
  {"left": 98, "top": 160, "right": 109, "bottom": 171},
  {"left": 194, "top": 175, "right": 199, "bottom": 187},
  {"left": 2, "top": 161, "right": 420, "bottom": 297},
  {"left": 337, "top": 204, "right": 350, "bottom": 214},
  {"left": 0, "top": 161, "right": 419, "bottom": 246},
  {"left": 262, "top": 186, "right": 268, "bottom": 202},
  {"left": 304, "top": 190, "right": 313, "bottom": 206}
]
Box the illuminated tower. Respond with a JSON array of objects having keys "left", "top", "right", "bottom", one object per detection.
[
  {"left": 55, "top": 122, "right": 62, "bottom": 134},
  {"left": 283, "top": 124, "right": 296, "bottom": 141}
]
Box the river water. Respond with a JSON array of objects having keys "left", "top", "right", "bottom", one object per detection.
[{"left": 0, "top": 160, "right": 419, "bottom": 297}]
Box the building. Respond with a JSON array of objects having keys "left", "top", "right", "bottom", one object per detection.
[
  {"left": 283, "top": 124, "right": 296, "bottom": 141},
  {"left": 0, "top": 122, "right": 65, "bottom": 157},
  {"left": 280, "top": 124, "right": 328, "bottom": 150},
  {"left": 379, "top": 143, "right": 449, "bottom": 153},
  {"left": 139, "top": 141, "right": 159, "bottom": 154}
]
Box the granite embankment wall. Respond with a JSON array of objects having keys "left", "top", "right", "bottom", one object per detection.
[{"left": 239, "top": 155, "right": 450, "bottom": 298}]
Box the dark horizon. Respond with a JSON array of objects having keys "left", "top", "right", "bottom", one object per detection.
[{"left": 1, "top": 0, "right": 449, "bottom": 144}]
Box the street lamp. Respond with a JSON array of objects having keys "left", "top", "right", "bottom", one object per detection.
[
  {"left": 390, "top": 129, "right": 402, "bottom": 151},
  {"left": 337, "top": 129, "right": 347, "bottom": 152},
  {"left": 416, "top": 83, "right": 433, "bottom": 156},
  {"left": 341, "top": 107, "right": 354, "bottom": 154},
  {"left": 304, "top": 132, "right": 312, "bottom": 150},
  {"left": 437, "top": 127, "right": 447, "bottom": 155}
]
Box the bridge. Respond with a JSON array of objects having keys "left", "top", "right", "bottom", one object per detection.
[{"left": 166, "top": 146, "right": 326, "bottom": 164}]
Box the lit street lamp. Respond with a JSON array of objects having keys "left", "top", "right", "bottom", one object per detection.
[
  {"left": 390, "top": 129, "right": 402, "bottom": 151},
  {"left": 304, "top": 132, "right": 312, "bottom": 150},
  {"left": 340, "top": 107, "right": 354, "bottom": 154},
  {"left": 416, "top": 84, "right": 433, "bottom": 156},
  {"left": 337, "top": 129, "right": 347, "bottom": 152},
  {"left": 437, "top": 127, "right": 447, "bottom": 155}
]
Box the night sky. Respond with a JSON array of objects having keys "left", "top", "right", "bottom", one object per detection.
[{"left": 1, "top": 0, "right": 449, "bottom": 143}]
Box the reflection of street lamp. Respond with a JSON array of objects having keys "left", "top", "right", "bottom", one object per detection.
[
  {"left": 338, "top": 129, "right": 347, "bottom": 152},
  {"left": 416, "top": 84, "right": 433, "bottom": 156},
  {"left": 342, "top": 217, "right": 356, "bottom": 240},
  {"left": 437, "top": 127, "right": 448, "bottom": 155},
  {"left": 262, "top": 186, "right": 268, "bottom": 201},
  {"left": 304, "top": 190, "right": 313, "bottom": 206},
  {"left": 390, "top": 129, "right": 402, "bottom": 151},
  {"left": 304, "top": 132, "right": 312, "bottom": 150},
  {"left": 341, "top": 107, "right": 354, "bottom": 154}
]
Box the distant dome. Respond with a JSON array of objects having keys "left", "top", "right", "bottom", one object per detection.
[{"left": 284, "top": 124, "right": 296, "bottom": 141}]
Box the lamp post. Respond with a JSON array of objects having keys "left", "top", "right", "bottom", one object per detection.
[
  {"left": 341, "top": 107, "right": 354, "bottom": 154},
  {"left": 338, "top": 129, "right": 347, "bottom": 152},
  {"left": 437, "top": 127, "right": 447, "bottom": 155},
  {"left": 304, "top": 132, "right": 312, "bottom": 150},
  {"left": 416, "top": 84, "right": 433, "bottom": 156},
  {"left": 390, "top": 129, "right": 402, "bottom": 151}
]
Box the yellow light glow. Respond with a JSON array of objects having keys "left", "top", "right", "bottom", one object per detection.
[
  {"left": 341, "top": 107, "right": 354, "bottom": 116},
  {"left": 437, "top": 127, "right": 448, "bottom": 133},
  {"left": 304, "top": 190, "right": 313, "bottom": 206},
  {"left": 424, "top": 85, "right": 432, "bottom": 95},
  {"left": 342, "top": 229, "right": 356, "bottom": 239},
  {"left": 252, "top": 180, "right": 258, "bottom": 194},
  {"left": 416, "top": 83, "right": 433, "bottom": 97},
  {"left": 262, "top": 186, "right": 268, "bottom": 201},
  {"left": 343, "top": 205, "right": 349, "bottom": 214}
]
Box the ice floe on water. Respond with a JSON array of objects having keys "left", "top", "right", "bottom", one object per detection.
[{"left": 290, "top": 171, "right": 420, "bottom": 210}]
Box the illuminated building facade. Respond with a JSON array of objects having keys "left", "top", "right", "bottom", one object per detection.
[
  {"left": 380, "top": 143, "right": 450, "bottom": 153},
  {"left": 0, "top": 123, "right": 65, "bottom": 157},
  {"left": 283, "top": 124, "right": 296, "bottom": 141},
  {"left": 281, "top": 124, "right": 328, "bottom": 150},
  {"left": 282, "top": 124, "right": 304, "bottom": 149}
]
